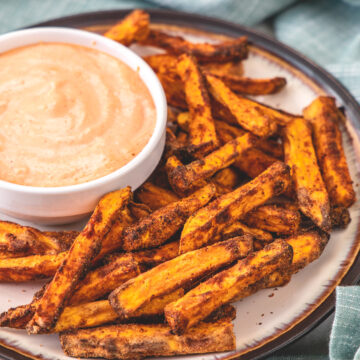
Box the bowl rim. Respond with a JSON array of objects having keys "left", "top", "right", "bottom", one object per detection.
[{"left": 0, "top": 26, "right": 167, "bottom": 194}]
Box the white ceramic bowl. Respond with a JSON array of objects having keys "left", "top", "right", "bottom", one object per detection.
[{"left": 0, "top": 27, "right": 167, "bottom": 224}]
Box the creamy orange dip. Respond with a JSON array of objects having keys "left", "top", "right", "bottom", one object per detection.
[{"left": 0, "top": 43, "right": 156, "bottom": 187}]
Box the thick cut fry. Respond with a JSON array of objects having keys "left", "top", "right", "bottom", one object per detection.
[
  {"left": 128, "top": 202, "right": 151, "bottom": 220},
  {"left": 204, "top": 61, "right": 244, "bottom": 76},
  {"left": 0, "top": 252, "right": 67, "bottom": 282},
  {"left": 104, "top": 10, "right": 149, "bottom": 45},
  {"left": 212, "top": 167, "right": 240, "bottom": 193},
  {"left": 220, "top": 221, "right": 273, "bottom": 243},
  {"left": 244, "top": 204, "right": 301, "bottom": 234},
  {"left": 27, "top": 187, "right": 132, "bottom": 334},
  {"left": 69, "top": 253, "right": 140, "bottom": 305},
  {"left": 232, "top": 230, "right": 328, "bottom": 302},
  {"left": 178, "top": 111, "right": 283, "bottom": 160},
  {"left": 177, "top": 54, "right": 218, "bottom": 157},
  {"left": 206, "top": 74, "right": 277, "bottom": 137},
  {"left": 95, "top": 206, "right": 134, "bottom": 259},
  {"left": 142, "top": 29, "right": 248, "bottom": 63},
  {"left": 303, "top": 96, "right": 355, "bottom": 208},
  {"left": 54, "top": 289, "right": 184, "bottom": 333},
  {"left": 207, "top": 73, "right": 287, "bottom": 95},
  {"left": 283, "top": 118, "right": 331, "bottom": 231},
  {"left": 165, "top": 239, "right": 293, "bottom": 334},
  {"left": 0, "top": 221, "right": 76, "bottom": 259},
  {"left": 132, "top": 241, "right": 180, "bottom": 269},
  {"left": 179, "top": 161, "right": 291, "bottom": 253},
  {"left": 135, "top": 182, "right": 179, "bottom": 210},
  {"left": 60, "top": 319, "right": 235, "bottom": 359},
  {"left": 122, "top": 184, "right": 216, "bottom": 251},
  {"left": 0, "top": 241, "right": 181, "bottom": 329},
  {"left": 109, "top": 236, "right": 253, "bottom": 318},
  {"left": 166, "top": 134, "right": 257, "bottom": 195},
  {"left": 331, "top": 206, "right": 351, "bottom": 229},
  {"left": 235, "top": 147, "right": 277, "bottom": 178}
]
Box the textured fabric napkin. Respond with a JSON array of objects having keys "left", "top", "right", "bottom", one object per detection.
[{"left": 0, "top": 0, "right": 360, "bottom": 359}]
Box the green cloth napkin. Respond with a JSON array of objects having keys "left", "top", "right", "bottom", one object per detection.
[{"left": 0, "top": 0, "right": 359, "bottom": 359}]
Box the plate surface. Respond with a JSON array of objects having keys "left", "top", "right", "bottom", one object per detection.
[{"left": 1, "top": 9, "right": 360, "bottom": 360}]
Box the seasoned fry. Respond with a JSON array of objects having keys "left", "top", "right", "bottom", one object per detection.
[
  {"left": 128, "top": 202, "right": 151, "bottom": 220},
  {"left": 26, "top": 187, "right": 133, "bottom": 334},
  {"left": 283, "top": 117, "right": 331, "bottom": 231},
  {"left": 166, "top": 134, "right": 257, "bottom": 195},
  {"left": 104, "top": 10, "right": 149, "bottom": 45},
  {"left": 220, "top": 221, "right": 273, "bottom": 243},
  {"left": 179, "top": 161, "right": 291, "bottom": 253},
  {"left": 207, "top": 73, "right": 287, "bottom": 95},
  {"left": 303, "top": 96, "right": 355, "bottom": 208},
  {"left": 177, "top": 54, "right": 218, "bottom": 157},
  {"left": 95, "top": 206, "right": 134, "bottom": 260},
  {"left": 142, "top": 29, "right": 248, "bottom": 63},
  {"left": 132, "top": 240, "right": 180, "bottom": 269},
  {"left": 60, "top": 319, "right": 235, "bottom": 359},
  {"left": 206, "top": 74, "right": 277, "bottom": 137},
  {"left": 0, "top": 221, "right": 75, "bottom": 259},
  {"left": 178, "top": 111, "right": 283, "bottom": 160},
  {"left": 135, "top": 182, "right": 179, "bottom": 210},
  {"left": 165, "top": 239, "right": 293, "bottom": 334},
  {"left": 69, "top": 253, "right": 140, "bottom": 306},
  {"left": 54, "top": 289, "right": 184, "bottom": 333},
  {"left": 109, "top": 236, "right": 253, "bottom": 318},
  {"left": 122, "top": 184, "right": 216, "bottom": 251},
  {"left": 212, "top": 167, "right": 240, "bottom": 193},
  {"left": 204, "top": 304, "right": 236, "bottom": 323},
  {"left": 204, "top": 61, "right": 244, "bottom": 76},
  {"left": 331, "top": 206, "right": 351, "bottom": 229},
  {"left": 234, "top": 147, "right": 277, "bottom": 178},
  {"left": 0, "top": 252, "right": 67, "bottom": 282},
  {"left": 244, "top": 204, "right": 301, "bottom": 235}
]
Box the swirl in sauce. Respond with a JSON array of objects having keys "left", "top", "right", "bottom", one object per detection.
[{"left": 0, "top": 43, "right": 156, "bottom": 187}]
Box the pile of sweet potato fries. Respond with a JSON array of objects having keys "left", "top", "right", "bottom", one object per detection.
[{"left": 0, "top": 10, "right": 356, "bottom": 359}]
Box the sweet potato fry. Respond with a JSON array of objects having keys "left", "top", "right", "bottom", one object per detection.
[
  {"left": 204, "top": 304, "right": 236, "bottom": 323},
  {"left": 203, "top": 60, "right": 244, "bottom": 76},
  {"left": 220, "top": 221, "right": 273, "bottom": 243},
  {"left": 0, "top": 252, "right": 67, "bottom": 282},
  {"left": 0, "top": 221, "right": 75, "bottom": 259},
  {"left": 283, "top": 117, "right": 331, "bottom": 231},
  {"left": 60, "top": 319, "right": 235, "bottom": 359},
  {"left": 135, "top": 182, "right": 179, "bottom": 210},
  {"left": 206, "top": 74, "right": 277, "bottom": 137},
  {"left": 176, "top": 112, "right": 283, "bottom": 159},
  {"left": 109, "top": 236, "right": 253, "bottom": 318},
  {"left": 234, "top": 147, "right": 277, "bottom": 178},
  {"left": 69, "top": 253, "right": 140, "bottom": 306},
  {"left": 132, "top": 240, "right": 180, "bottom": 269},
  {"left": 142, "top": 29, "right": 248, "bottom": 63},
  {"left": 26, "top": 187, "right": 133, "bottom": 334},
  {"left": 244, "top": 204, "right": 301, "bottom": 235},
  {"left": 128, "top": 202, "right": 151, "bottom": 220},
  {"left": 179, "top": 161, "right": 291, "bottom": 253},
  {"left": 212, "top": 167, "right": 241, "bottom": 193},
  {"left": 95, "top": 206, "right": 134, "bottom": 260},
  {"left": 54, "top": 289, "right": 184, "bottom": 333},
  {"left": 166, "top": 133, "right": 257, "bottom": 195},
  {"left": 331, "top": 206, "right": 351, "bottom": 229},
  {"left": 104, "top": 10, "right": 149, "bottom": 45},
  {"left": 122, "top": 184, "right": 216, "bottom": 251},
  {"left": 207, "top": 73, "right": 287, "bottom": 95},
  {"left": 177, "top": 54, "right": 219, "bottom": 157},
  {"left": 303, "top": 96, "right": 355, "bottom": 208},
  {"left": 165, "top": 239, "right": 293, "bottom": 334}
]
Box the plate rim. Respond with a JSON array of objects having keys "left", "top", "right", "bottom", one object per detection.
[{"left": 0, "top": 8, "right": 359, "bottom": 360}]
